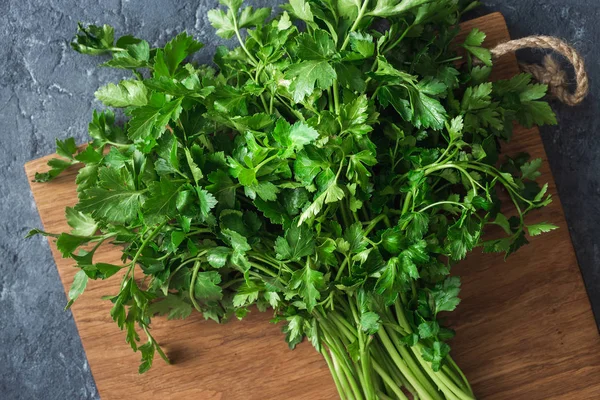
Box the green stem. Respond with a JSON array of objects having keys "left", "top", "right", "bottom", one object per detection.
[
  {"left": 142, "top": 325, "right": 170, "bottom": 363},
  {"left": 410, "top": 348, "right": 461, "bottom": 400},
  {"left": 221, "top": 277, "right": 245, "bottom": 289},
  {"left": 322, "top": 348, "right": 352, "bottom": 400},
  {"left": 325, "top": 300, "right": 372, "bottom": 400},
  {"left": 331, "top": 349, "right": 356, "bottom": 400},
  {"left": 248, "top": 262, "right": 280, "bottom": 280},
  {"left": 434, "top": 144, "right": 458, "bottom": 165},
  {"left": 340, "top": 205, "right": 352, "bottom": 229},
  {"left": 333, "top": 80, "right": 341, "bottom": 114},
  {"left": 412, "top": 344, "right": 475, "bottom": 400},
  {"left": 418, "top": 201, "right": 468, "bottom": 213},
  {"left": 340, "top": 0, "right": 370, "bottom": 51},
  {"left": 106, "top": 140, "right": 131, "bottom": 148},
  {"left": 376, "top": 391, "right": 395, "bottom": 400},
  {"left": 187, "top": 228, "right": 213, "bottom": 236},
  {"left": 321, "top": 316, "right": 366, "bottom": 399},
  {"left": 358, "top": 329, "right": 376, "bottom": 400},
  {"left": 386, "top": 327, "right": 442, "bottom": 400},
  {"left": 394, "top": 300, "right": 411, "bottom": 333},
  {"left": 383, "top": 24, "right": 413, "bottom": 55},
  {"left": 364, "top": 214, "right": 390, "bottom": 235},
  {"left": 372, "top": 360, "right": 409, "bottom": 400},
  {"left": 275, "top": 95, "right": 305, "bottom": 121},
  {"left": 232, "top": 16, "right": 258, "bottom": 66},
  {"left": 328, "top": 87, "right": 334, "bottom": 112},
  {"left": 248, "top": 253, "right": 289, "bottom": 272},
  {"left": 189, "top": 260, "right": 203, "bottom": 312},
  {"left": 335, "top": 257, "right": 350, "bottom": 281},
  {"left": 452, "top": 162, "right": 535, "bottom": 207},
  {"left": 373, "top": 341, "right": 415, "bottom": 397},
  {"left": 128, "top": 221, "right": 167, "bottom": 278},
  {"left": 442, "top": 364, "right": 468, "bottom": 393},
  {"left": 255, "top": 154, "right": 278, "bottom": 171},
  {"left": 401, "top": 191, "right": 413, "bottom": 215},
  {"left": 423, "top": 163, "right": 479, "bottom": 195},
  {"left": 329, "top": 311, "right": 357, "bottom": 340},
  {"left": 377, "top": 328, "right": 435, "bottom": 400},
  {"left": 447, "top": 356, "right": 474, "bottom": 397},
  {"left": 322, "top": 326, "right": 364, "bottom": 400},
  {"left": 253, "top": 66, "right": 270, "bottom": 113}
]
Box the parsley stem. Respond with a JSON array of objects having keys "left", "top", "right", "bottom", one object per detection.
[
  {"left": 360, "top": 206, "right": 370, "bottom": 222},
  {"left": 386, "top": 326, "right": 441, "bottom": 399},
  {"left": 375, "top": 391, "right": 396, "bottom": 400},
  {"left": 248, "top": 262, "right": 285, "bottom": 283},
  {"left": 372, "top": 361, "right": 409, "bottom": 400},
  {"left": 329, "top": 349, "right": 357, "bottom": 400},
  {"left": 364, "top": 214, "right": 390, "bottom": 236},
  {"left": 349, "top": 298, "right": 377, "bottom": 399},
  {"left": 232, "top": 17, "right": 258, "bottom": 66},
  {"left": 321, "top": 319, "right": 365, "bottom": 400},
  {"left": 378, "top": 328, "right": 436, "bottom": 400},
  {"left": 447, "top": 356, "right": 474, "bottom": 397},
  {"left": 333, "top": 80, "right": 341, "bottom": 114},
  {"left": 372, "top": 341, "right": 415, "bottom": 396},
  {"left": 437, "top": 56, "right": 463, "bottom": 64},
  {"left": 189, "top": 260, "right": 203, "bottom": 312},
  {"left": 321, "top": 348, "right": 350, "bottom": 399},
  {"left": 275, "top": 94, "right": 305, "bottom": 121},
  {"left": 348, "top": 298, "right": 360, "bottom": 325},
  {"left": 221, "top": 277, "right": 245, "bottom": 289},
  {"left": 411, "top": 343, "right": 474, "bottom": 400},
  {"left": 434, "top": 142, "right": 457, "bottom": 164},
  {"left": 249, "top": 254, "right": 293, "bottom": 274},
  {"left": 128, "top": 221, "right": 167, "bottom": 278},
  {"left": 340, "top": 206, "right": 352, "bottom": 228},
  {"left": 187, "top": 228, "right": 212, "bottom": 236},
  {"left": 340, "top": 0, "right": 371, "bottom": 51},
  {"left": 106, "top": 140, "right": 131, "bottom": 148},
  {"left": 335, "top": 257, "right": 350, "bottom": 281},
  {"left": 141, "top": 324, "right": 170, "bottom": 364},
  {"left": 394, "top": 299, "right": 411, "bottom": 333},
  {"left": 328, "top": 311, "right": 357, "bottom": 340},
  {"left": 259, "top": 94, "right": 269, "bottom": 114},
  {"left": 401, "top": 191, "right": 413, "bottom": 215},
  {"left": 458, "top": 162, "right": 520, "bottom": 189},
  {"left": 255, "top": 154, "right": 278, "bottom": 171},
  {"left": 424, "top": 163, "right": 479, "bottom": 195},
  {"left": 167, "top": 252, "right": 208, "bottom": 290},
  {"left": 441, "top": 364, "right": 468, "bottom": 395},
  {"left": 383, "top": 24, "right": 413, "bottom": 55},
  {"left": 358, "top": 329, "right": 376, "bottom": 400},
  {"left": 418, "top": 200, "right": 467, "bottom": 213},
  {"left": 452, "top": 161, "right": 534, "bottom": 212}
]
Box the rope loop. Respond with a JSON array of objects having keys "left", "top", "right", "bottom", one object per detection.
[{"left": 490, "top": 36, "right": 589, "bottom": 106}]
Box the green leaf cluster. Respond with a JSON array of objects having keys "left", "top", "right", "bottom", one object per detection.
[{"left": 31, "top": 1, "right": 558, "bottom": 398}]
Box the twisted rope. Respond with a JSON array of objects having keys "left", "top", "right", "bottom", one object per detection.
[{"left": 490, "top": 36, "right": 589, "bottom": 106}]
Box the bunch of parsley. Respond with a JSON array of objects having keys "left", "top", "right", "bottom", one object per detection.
[{"left": 30, "top": 0, "right": 559, "bottom": 398}]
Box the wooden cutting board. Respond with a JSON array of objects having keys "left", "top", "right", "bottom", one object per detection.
[{"left": 25, "top": 12, "right": 600, "bottom": 400}]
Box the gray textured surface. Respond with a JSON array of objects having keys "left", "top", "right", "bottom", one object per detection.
[{"left": 0, "top": 1, "right": 597, "bottom": 399}]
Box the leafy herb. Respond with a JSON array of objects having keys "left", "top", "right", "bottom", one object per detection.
[{"left": 31, "top": 1, "right": 558, "bottom": 398}]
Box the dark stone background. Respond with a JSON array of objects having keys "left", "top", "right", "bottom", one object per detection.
[{"left": 0, "top": 1, "right": 597, "bottom": 398}]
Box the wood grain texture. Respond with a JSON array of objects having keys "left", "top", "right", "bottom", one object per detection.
[{"left": 24, "top": 13, "right": 600, "bottom": 400}]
